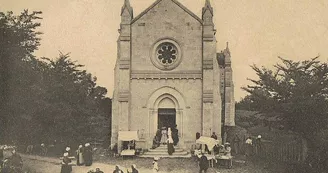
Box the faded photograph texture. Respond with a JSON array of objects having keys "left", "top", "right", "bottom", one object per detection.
[{"left": 1, "top": 0, "right": 328, "bottom": 173}]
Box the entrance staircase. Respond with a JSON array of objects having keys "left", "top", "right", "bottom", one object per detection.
[{"left": 139, "top": 145, "right": 191, "bottom": 158}]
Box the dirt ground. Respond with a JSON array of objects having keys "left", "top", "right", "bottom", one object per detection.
[{"left": 22, "top": 154, "right": 284, "bottom": 173}]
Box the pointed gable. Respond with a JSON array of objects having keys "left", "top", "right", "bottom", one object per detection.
[
  {"left": 131, "top": 0, "right": 202, "bottom": 24},
  {"left": 121, "top": 0, "right": 134, "bottom": 18},
  {"left": 202, "top": 0, "right": 213, "bottom": 16}
]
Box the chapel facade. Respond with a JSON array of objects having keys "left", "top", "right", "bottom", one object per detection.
[{"left": 111, "top": 0, "right": 235, "bottom": 151}]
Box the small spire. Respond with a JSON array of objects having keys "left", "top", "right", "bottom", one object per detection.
[
  {"left": 121, "top": 0, "right": 133, "bottom": 18},
  {"left": 202, "top": 0, "right": 213, "bottom": 16},
  {"left": 224, "top": 42, "right": 231, "bottom": 56},
  {"left": 205, "top": 0, "right": 211, "bottom": 7},
  {"left": 124, "top": 0, "right": 131, "bottom": 6}
]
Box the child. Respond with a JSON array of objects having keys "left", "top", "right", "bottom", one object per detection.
[{"left": 153, "top": 157, "right": 159, "bottom": 172}]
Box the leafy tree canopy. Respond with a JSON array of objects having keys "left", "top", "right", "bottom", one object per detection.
[
  {"left": 242, "top": 57, "right": 328, "bottom": 171},
  {"left": 243, "top": 57, "right": 328, "bottom": 137},
  {"left": 0, "top": 10, "right": 111, "bottom": 147}
]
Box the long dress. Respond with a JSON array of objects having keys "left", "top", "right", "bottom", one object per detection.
[
  {"left": 61, "top": 157, "right": 72, "bottom": 173},
  {"left": 167, "top": 137, "right": 175, "bottom": 155},
  {"left": 199, "top": 155, "right": 209, "bottom": 172},
  {"left": 76, "top": 147, "right": 84, "bottom": 165},
  {"left": 0, "top": 149, "right": 3, "bottom": 166},
  {"left": 160, "top": 129, "right": 167, "bottom": 144},
  {"left": 84, "top": 146, "right": 93, "bottom": 166},
  {"left": 172, "top": 128, "right": 179, "bottom": 146}
]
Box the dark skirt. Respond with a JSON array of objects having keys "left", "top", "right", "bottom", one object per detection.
[
  {"left": 84, "top": 151, "right": 93, "bottom": 166},
  {"left": 61, "top": 165, "right": 72, "bottom": 173},
  {"left": 167, "top": 143, "right": 175, "bottom": 155},
  {"left": 173, "top": 136, "right": 179, "bottom": 146}
]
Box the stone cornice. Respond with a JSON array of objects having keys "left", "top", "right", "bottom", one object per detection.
[
  {"left": 119, "top": 59, "right": 130, "bottom": 69},
  {"left": 118, "top": 90, "right": 129, "bottom": 102},
  {"left": 131, "top": 70, "right": 202, "bottom": 79},
  {"left": 203, "top": 90, "right": 213, "bottom": 103},
  {"left": 203, "top": 59, "right": 213, "bottom": 69},
  {"left": 119, "top": 35, "right": 131, "bottom": 41}
]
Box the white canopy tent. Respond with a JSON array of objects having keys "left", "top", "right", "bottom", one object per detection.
[
  {"left": 118, "top": 131, "right": 139, "bottom": 157},
  {"left": 118, "top": 131, "right": 139, "bottom": 141},
  {"left": 196, "top": 136, "right": 220, "bottom": 151}
]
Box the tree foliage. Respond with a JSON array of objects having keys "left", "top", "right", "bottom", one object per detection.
[
  {"left": 243, "top": 57, "right": 328, "bottom": 171},
  {"left": 243, "top": 57, "right": 328, "bottom": 136},
  {"left": 0, "top": 10, "right": 111, "bottom": 146}
]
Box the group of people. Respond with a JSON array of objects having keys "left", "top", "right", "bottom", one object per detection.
[
  {"left": 0, "top": 146, "right": 23, "bottom": 173},
  {"left": 152, "top": 125, "right": 179, "bottom": 155},
  {"left": 112, "top": 164, "right": 139, "bottom": 173},
  {"left": 61, "top": 143, "right": 93, "bottom": 173},
  {"left": 244, "top": 135, "right": 262, "bottom": 163}
]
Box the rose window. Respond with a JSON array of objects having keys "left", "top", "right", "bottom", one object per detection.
[{"left": 156, "top": 43, "right": 178, "bottom": 65}]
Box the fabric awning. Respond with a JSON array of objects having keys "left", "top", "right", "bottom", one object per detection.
[
  {"left": 118, "top": 131, "right": 139, "bottom": 141},
  {"left": 196, "top": 136, "right": 220, "bottom": 151}
]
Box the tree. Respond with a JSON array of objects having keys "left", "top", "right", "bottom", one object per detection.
[
  {"left": 0, "top": 10, "right": 42, "bottom": 143},
  {"left": 243, "top": 57, "right": 328, "bottom": 171},
  {"left": 0, "top": 10, "right": 112, "bottom": 147},
  {"left": 33, "top": 53, "right": 111, "bottom": 145}
]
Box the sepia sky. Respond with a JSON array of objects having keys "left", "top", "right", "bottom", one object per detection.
[{"left": 1, "top": 0, "right": 328, "bottom": 101}]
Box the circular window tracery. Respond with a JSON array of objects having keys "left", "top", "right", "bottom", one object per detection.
[
  {"left": 150, "top": 39, "right": 182, "bottom": 71},
  {"left": 156, "top": 43, "right": 178, "bottom": 65}
]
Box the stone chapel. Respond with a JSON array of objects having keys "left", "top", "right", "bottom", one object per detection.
[{"left": 111, "top": 0, "right": 235, "bottom": 151}]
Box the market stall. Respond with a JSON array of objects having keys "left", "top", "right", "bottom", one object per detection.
[
  {"left": 118, "top": 131, "right": 139, "bottom": 159},
  {"left": 195, "top": 136, "right": 220, "bottom": 167}
]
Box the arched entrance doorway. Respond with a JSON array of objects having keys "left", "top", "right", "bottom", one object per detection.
[
  {"left": 158, "top": 108, "right": 176, "bottom": 130},
  {"left": 146, "top": 87, "right": 186, "bottom": 148},
  {"left": 157, "top": 96, "right": 176, "bottom": 130}
]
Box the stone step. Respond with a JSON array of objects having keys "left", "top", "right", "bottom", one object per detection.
[
  {"left": 138, "top": 153, "right": 192, "bottom": 158},
  {"left": 148, "top": 148, "right": 184, "bottom": 152},
  {"left": 156, "top": 145, "right": 183, "bottom": 149},
  {"left": 143, "top": 151, "right": 189, "bottom": 155}
]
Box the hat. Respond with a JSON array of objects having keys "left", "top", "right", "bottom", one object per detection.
[
  {"left": 224, "top": 142, "right": 230, "bottom": 145},
  {"left": 79, "top": 145, "right": 82, "bottom": 148},
  {"left": 63, "top": 152, "right": 69, "bottom": 157},
  {"left": 257, "top": 135, "right": 262, "bottom": 139},
  {"left": 85, "top": 143, "right": 90, "bottom": 147},
  {"left": 66, "top": 147, "right": 70, "bottom": 151},
  {"left": 154, "top": 157, "right": 159, "bottom": 161},
  {"left": 41, "top": 143, "right": 45, "bottom": 147}
]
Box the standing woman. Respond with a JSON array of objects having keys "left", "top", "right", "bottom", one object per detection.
[
  {"left": 84, "top": 143, "right": 93, "bottom": 166},
  {"left": 61, "top": 152, "right": 72, "bottom": 173},
  {"left": 0, "top": 145, "right": 4, "bottom": 166},
  {"left": 167, "top": 127, "right": 172, "bottom": 137},
  {"left": 172, "top": 125, "right": 179, "bottom": 146},
  {"left": 245, "top": 137, "right": 253, "bottom": 165},
  {"left": 76, "top": 144, "right": 84, "bottom": 166},
  {"left": 167, "top": 135, "right": 175, "bottom": 155},
  {"left": 160, "top": 127, "right": 167, "bottom": 145}
]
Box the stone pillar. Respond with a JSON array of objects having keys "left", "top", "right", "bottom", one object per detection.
[
  {"left": 202, "top": 0, "right": 217, "bottom": 137},
  {"left": 113, "top": 0, "right": 133, "bottom": 154}
]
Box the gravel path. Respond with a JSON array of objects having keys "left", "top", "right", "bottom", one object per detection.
[{"left": 21, "top": 154, "right": 277, "bottom": 173}]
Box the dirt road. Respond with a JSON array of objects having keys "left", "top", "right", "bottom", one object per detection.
[{"left": 21, "top": 154, "right": 277, "bottom": 173}]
